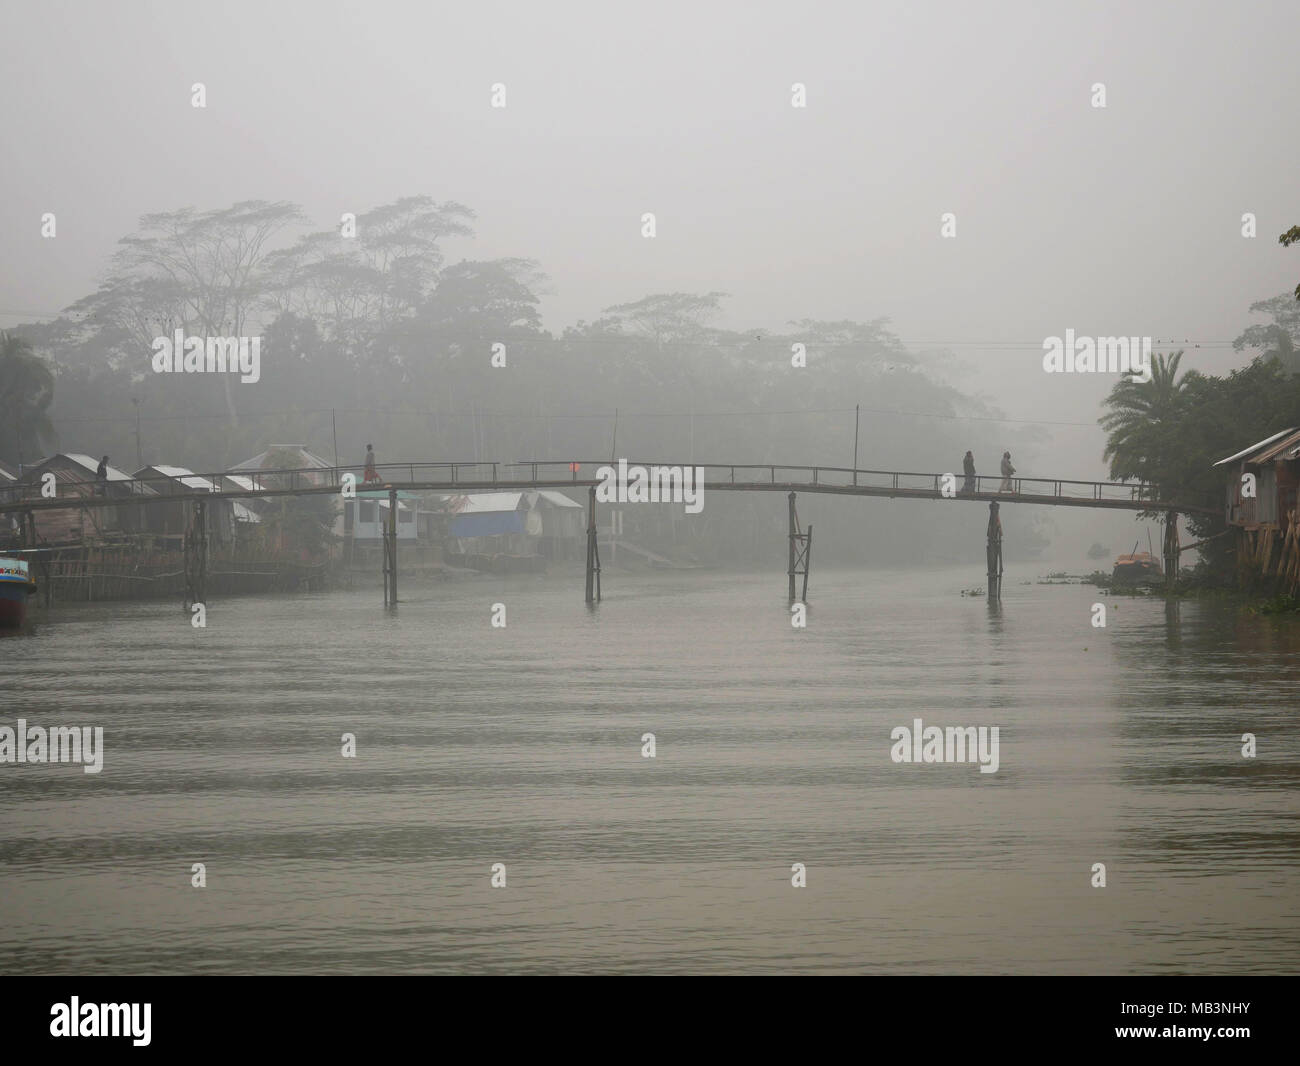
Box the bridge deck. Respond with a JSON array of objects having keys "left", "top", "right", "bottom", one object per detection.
[{"left": 0, "top": 460, "right": 1213, "bottom": 515}]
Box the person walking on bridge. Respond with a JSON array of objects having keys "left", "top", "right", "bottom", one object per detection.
[
  {"left": 363, "top": 443, "right": 381, "bottom": 485},
  {"left": 962, "top": 451, "right": 976, "bottom": 494},
  {"left": 999, "top": 451, "right": 1016, "bottom": 493}
]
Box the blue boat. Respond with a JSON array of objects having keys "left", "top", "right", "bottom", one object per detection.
[{"left": 0, "top": 558, "right": 37, "bottom": 627}]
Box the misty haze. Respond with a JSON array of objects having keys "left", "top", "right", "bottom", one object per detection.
[{"left": 1, "top": 0, "right": 1298, "bottom": 1000}]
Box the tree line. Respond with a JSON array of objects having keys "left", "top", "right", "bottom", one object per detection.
[{"left": 3, "top": 198, "right": 1298, "bottom": 568}]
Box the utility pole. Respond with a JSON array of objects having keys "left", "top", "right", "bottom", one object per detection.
[
  {"left": 852, "top": 403, "right": 860, "bottom": 485},
  {"left": 133, "top": 397, "right": 143, "bottom": 468}
]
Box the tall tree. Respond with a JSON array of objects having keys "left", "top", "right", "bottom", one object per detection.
[
  {"left": 1281, "top": 224, "right": 1300, "bottom": 301},
  {"left": 0, "top": 332, "right": 57, "bottom": 467},
  {"left": 602, "top": 292, "right": 728, "bottom": 347},
  {"left": 263, "top": 196, "right": 475, "bottom": 362},
  {"left": 66, "top": 200, "right": 307, "bottom": 427},
  {"left": 1233, "top": 292, "right": 1300, "bottom": 375}
]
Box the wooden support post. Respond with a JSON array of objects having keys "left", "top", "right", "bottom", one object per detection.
[
  {"left": 986, "top": 502, "right": 1002, "bottom": 599},
  {"left": 382, "top": 509, "right": 390, "bottom": 607},
  {"left": 197, "top": 498, "right": 207, "bottom": 607},
  {"left": 184, "top": 497, "right": 207, "bottom": 609},
  {"left": 787, "top": 492, "right": 812, "bottom": 603},
  {"left": 788, "top": 492, "right": 797, "bottom": 602},
  {"left": 1164, "top": 511, "right": 1179, "bottom": 592},
  {"left": 387, "top": 487, "right": 398, "bottom": 607},
  {"left": 802, "top": 524, "right": 813, "bottom": 603},
  {"left": 585, "top": 485, "right": 601, "bottom": 603}
]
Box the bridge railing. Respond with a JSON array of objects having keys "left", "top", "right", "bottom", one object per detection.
[
  {"left": 2, "top": 461, "right": 596, "bottom": 503},
  {"left": 511, "top": 461, "right": 1162, "bottom": 504},
  {"left": 0, "top": 459, "right": 1166, "bottom": 508}
]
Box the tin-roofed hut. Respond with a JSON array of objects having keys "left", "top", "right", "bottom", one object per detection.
[{"left": 1214, "top": 427, "right": 1300, "bottom": 591}]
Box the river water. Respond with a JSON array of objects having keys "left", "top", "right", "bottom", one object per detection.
[{"left": 2, "top": 566, "right": 1297, "bottom": 974}]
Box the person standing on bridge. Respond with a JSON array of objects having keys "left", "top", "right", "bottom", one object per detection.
[
  {"left": 95, "top": 455, "right": 109, "bottom": 496},
  {"left": 962, "top": 451, "right": 976, "bottom": 494},
  {"left": 363, "top": 443, "right": 381, "bottom": 485},
  {"left": 999, "top": 451, "right": 1016, "bottom": 493}
]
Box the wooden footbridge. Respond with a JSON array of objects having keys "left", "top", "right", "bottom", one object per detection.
[{"left": 0, "top": 459, "right": 1215, "bottom": 608}]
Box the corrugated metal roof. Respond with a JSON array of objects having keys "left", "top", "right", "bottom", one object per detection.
[
  {"left": 535, "top": 490, "right": 583, "bottom": 509},
  {"left": 221, "top": 474, "right": 262, "bottom": 492},
  {"left": 231, "top": 447, "right": 332, "bottom": 471},
  {"left": 1251, "top": 428, "right": 1300, "bottom": 464},
  {"left": 137, "top": 465, "right": 260, "bottom": 520},
  {"left": 1214, "top": 427, "right": 1300, "bottom": 467},
  {"left": 40, "top": 454, "right": 156, "bottom": 493},
  {"left": 63, "top": 453, "right": 135, "bottom": 482},
  {"left": 449, "top": 492, "right": 524, "bottom": 514},
  {"left": 143, "top": 465, "right": 217, "bottom": 492}
]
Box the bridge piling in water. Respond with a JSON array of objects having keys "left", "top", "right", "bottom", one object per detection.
[
  {"left": 184, "top": 498, "right": 207, "bottom": 610},
  {"left": 787, "top": 492, "right": 812, "bottom": 603},
  {"left": 0, "top": 461, "right": 1212, "bottom": 613},
  {"left": 787, "top": 494, "right": 796, "bottom": 601},
  {"left": 987, "top": 502, "right": 1003, "bottom": 599},
  {"left": 383, "top": 487, "right": 398, "bottom": 608},
  {"left": 22, "top": 509, "right": 51, "bottom": 609},
  {"left": 585, "top": 486, "right": 601, "bottom": 604},
  {"left": 1163, "top": 511, "right": 1180, "bottom": 591}
]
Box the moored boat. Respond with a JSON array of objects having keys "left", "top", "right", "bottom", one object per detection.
[
  {"left": 0, "top": 557, "right": 37, "bottom": 627},
  {"left": 1111, "top": 551, "right": 1163, "bottom": 586}
]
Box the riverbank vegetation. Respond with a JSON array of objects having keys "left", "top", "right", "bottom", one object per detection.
[{"left": 1099, "top": 227, "right": 1300, "bottom": 586}]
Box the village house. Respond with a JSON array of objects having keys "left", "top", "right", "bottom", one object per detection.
[
  {"left": 1214, "top": 427, "right": 1300, "bottom": 590},
  {"left": 213, "top": 472, "right": 268, "bottom": 511},
  {"left": 1214, "top": 427, "right": 1300, "bottom": 530},
  {"left": 17, "top": 453, "right": 157, "bottom": 545},
  {"left": 0, "top": 458, "right": 18, "bottom": 494},
  {"left": 0, "top": 460, "right": 20, "bottom": 548},
  {"left": 442, "top": 490, "right": 584, "bottom": 570},
  {"left": 231, "top": 445, "right": 335, "bottom": 489},
  {"left": 342, "top": 488, "right": 423, "bottom": 567},
  {"left": 231, "top": 445, "right": 343, "bottom": 552},
  {"left": 132, "top": 465, "right": 261, "bottom": 545}
]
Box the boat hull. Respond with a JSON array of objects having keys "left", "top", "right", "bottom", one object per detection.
[
  {"left": 1111, "top": 553, "right": 1163, "bottom": 587},
  {"left": 0, "top": 581, "right": 35, "bottom": 627},
  {"left": 0, "top": 558, "right": 36, "bottom": 628}
]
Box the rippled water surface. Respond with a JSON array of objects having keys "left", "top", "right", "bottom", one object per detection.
[{"left": 2, "top": 566, "right": 1297, "bottom": 974}]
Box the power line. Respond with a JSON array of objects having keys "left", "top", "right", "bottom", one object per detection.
[
  {"left": 0, "top": 308, "right": 1248, "bottom": 349},
  {"left": 49, "top": 403, "right": 1102, "bottom": 428}
]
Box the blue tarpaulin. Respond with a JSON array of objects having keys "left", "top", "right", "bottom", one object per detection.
[{"left": 451, "top": 511, "right": 525, "bottom": 537}]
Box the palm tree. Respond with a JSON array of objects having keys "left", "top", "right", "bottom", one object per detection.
[
  {"left": 1100, "top": 350, "right": 1189, "bottom": 485},
  {"left": 0, "top": 332, "right": 56, "bottom": 467}
]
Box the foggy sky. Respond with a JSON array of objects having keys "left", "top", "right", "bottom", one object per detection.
[{"left": 2, "top": 0, "right": 1298, "bottom": 556}]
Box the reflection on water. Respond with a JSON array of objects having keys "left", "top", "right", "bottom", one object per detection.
[{"left": 1, "top": 567, "right": 1297, "bottom": 974}]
